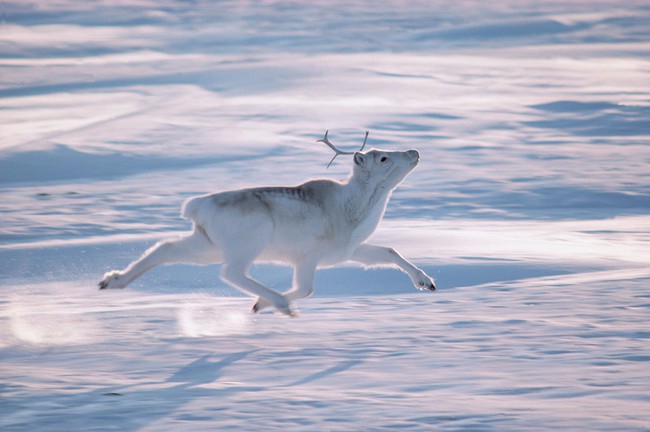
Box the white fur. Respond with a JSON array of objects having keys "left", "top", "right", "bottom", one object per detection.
[{"left": 99, "top": 148, "right": 435, "bottom": 316}]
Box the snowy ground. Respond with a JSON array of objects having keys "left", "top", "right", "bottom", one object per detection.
[{"left": 1, "top": 1, "right": 650, "bottom": 430}]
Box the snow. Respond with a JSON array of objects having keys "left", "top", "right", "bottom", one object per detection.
[{"left": 1, "top": 0, "right": 650, "bottom": 430}]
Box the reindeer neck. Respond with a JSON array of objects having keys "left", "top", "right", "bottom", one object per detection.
[{"left": 342, "top": 172, "right": 392, "bottom": 226}]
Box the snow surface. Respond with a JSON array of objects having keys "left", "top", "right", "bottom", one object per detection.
[{"left": 1, "top": 1, "right": 650, "bottom": 430}]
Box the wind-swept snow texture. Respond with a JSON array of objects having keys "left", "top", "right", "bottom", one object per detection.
[{"left": 1, "top": 1, "right": 650, "bottom": 431}]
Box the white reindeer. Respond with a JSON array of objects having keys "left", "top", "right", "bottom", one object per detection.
[{"left": 99, "top": 131, "right": 436, "bottom": 316}]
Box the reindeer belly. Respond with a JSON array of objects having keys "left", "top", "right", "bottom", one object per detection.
[{"left": 256, "top": 204, "right": 330, "bottom": 261}]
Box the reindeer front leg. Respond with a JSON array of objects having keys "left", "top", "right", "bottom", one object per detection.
[
  {"left": 350, "top": 243, "right": 436, "bottom": 291},
  {"left": 252, "top": 260, "right": 318, "bottom": 313}
]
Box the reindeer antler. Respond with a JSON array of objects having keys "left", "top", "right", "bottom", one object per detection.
[{"left": 318, "top": 130, "right": 369, "bottom": 168}]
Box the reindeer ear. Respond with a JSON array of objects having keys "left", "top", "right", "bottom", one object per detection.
[{"left": 354, "top": 152, "right": 365, "bottom": 167}]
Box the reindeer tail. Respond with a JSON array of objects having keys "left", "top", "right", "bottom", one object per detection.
[{"left": 181, "top": 195, "right": 206, "bottom": 221}]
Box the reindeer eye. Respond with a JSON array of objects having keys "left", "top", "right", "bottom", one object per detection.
[{"left": 380, "top": 156, "right": 388, "bottom": 162}]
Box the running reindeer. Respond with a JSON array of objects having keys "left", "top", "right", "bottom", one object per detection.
[{"left": 99, "top": 131, "right": 436, "bottom": 316}]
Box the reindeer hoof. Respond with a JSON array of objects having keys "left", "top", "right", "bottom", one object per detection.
[
  {"left": 250, "top": 295, "right": 294, "bottom": 316},
  {"left": 277, "top": 301, "right": 297, "bottom": 318},
  {"left": 98, "top": 271, "right": 126, "bottom": 290},
  {"left": 414, "top": 269, "right": 436, "bottom": 292},
  {"left": 252, "top": 302, "right": 296, "bottom": 317}
]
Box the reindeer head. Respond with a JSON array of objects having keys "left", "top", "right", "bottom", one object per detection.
[
  {"left": 352, "top": 148, "right": 419, "bottom": 189},
  {"left": 318, "top": 130, "right": 419, "bottom": 189}
]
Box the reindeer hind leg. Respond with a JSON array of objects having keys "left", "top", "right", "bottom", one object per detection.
[
  {"left": 221, "top": 262, "right": 295, "bottom": 317},
  {"left": 99, "top": 228, "right": 219, "bottom": 290}
]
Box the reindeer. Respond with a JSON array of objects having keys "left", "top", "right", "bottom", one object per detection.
[{"left": 99, "top": 131, "right": 436, "bottom": 316}]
